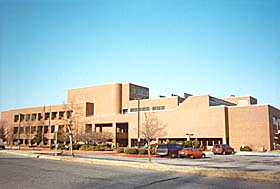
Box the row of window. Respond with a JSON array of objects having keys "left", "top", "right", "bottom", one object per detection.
[
  {"left": 13, "top": 125, "right": 65, "bottom": 134},
  {"left": 272, "top": 116, "right": 280, "bottom": 126},
  {"left": 14, "top": 111, "right": 72, "bottom": 122},
  {"left": 128, "top": 106, "right": 165, "bottom": 113}
]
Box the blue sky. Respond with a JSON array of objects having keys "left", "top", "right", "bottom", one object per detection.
[{"left": 0, "top": 0, "right": 279, "bottom": 114}]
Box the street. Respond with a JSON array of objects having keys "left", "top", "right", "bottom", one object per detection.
[
  {"left": 73, "top": 152, "right": 280, "bottom": 174},
  {"left": 0, "top": 153, "right": 279, "bottom": 189}
]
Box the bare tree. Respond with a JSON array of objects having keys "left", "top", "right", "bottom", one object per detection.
[
  {"left": 141, "top": 113, "right": 166, "bottom": 163},
  {"left": 75, "top": 131, "right": 112, "bottom": 145},
  {"left": 61, "top": 101, "right": 85, "bottom": 156},
  {"left": 0, "top": 119, "right": 7, "bottom": 141}
]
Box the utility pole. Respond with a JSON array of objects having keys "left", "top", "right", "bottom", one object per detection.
[
  {"left": 18, "top": 113, "right": 22, "bottom": 148},
  {"left": 137, "top": 98, "right": 140, "bottom": 148}
]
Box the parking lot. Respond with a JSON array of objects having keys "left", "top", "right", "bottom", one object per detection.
[{"left": 75, "top": 153, "right": 280, "bottom": 174}]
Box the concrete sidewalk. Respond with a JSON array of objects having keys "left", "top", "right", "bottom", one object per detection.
[{"left": 3, "top": 150, "right": 280, "bottom": 184}]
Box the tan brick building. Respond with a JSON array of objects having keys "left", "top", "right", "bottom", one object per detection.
[{"left": 1, "top": 83, "right": 280, "bottom": 151}]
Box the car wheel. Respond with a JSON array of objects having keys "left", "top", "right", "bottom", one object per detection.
[
  {"left": 171, "top": 153, "right": 176, "bottom": 158},
  {"left": 202, "top": 154, "right": 205, "bottom": 158},
  {"left": 231, "top": 151, "right": 235, "bottom": 154},
  {"left": 222, "top": 151, "right": 226, "bottom": 155},
  {"left": 190, "top": 155, "right": 194, "bottom": 159}
]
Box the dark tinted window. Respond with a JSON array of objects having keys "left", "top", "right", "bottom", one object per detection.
[{"left": 157, "top": 144, "right": 167, "bottom": 149}]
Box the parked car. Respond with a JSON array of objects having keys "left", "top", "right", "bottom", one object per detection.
[
  {"left": 156, "top": 144, "right": 182, "bottom": 158},
  {"left": 0, "top": 145, "right": 5, "bottom": 150},
  {"left": 212, "top": 144, "right": 234, "bottom": 155},
  {"left": 178, "top": 148, "right": 206, "bottom": 159}
]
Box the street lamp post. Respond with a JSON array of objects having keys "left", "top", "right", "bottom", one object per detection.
[
  {"left": 186, "top": 133, "right": 194, "bottom": 141},
  {"left": 18, "top": 113, "right": 22, "bottom": 148},
  {"left": 137, "top": 98, "right": 140, "bottom": 148}
]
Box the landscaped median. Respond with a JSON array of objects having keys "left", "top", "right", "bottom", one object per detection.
[{"left": 3, "top": 150, "right": 280, "bottom": 184}]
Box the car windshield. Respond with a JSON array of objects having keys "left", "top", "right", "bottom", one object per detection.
[{"left": 157, "top": 144, "right": 167, "bottom": 148}]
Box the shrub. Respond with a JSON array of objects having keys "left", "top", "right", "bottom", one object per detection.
[
  {"left": 199, "top": 145, "right": 206, "bottom": 151},
  {"left": 150, "top": 147, "right": 157, "bottom": 155},
  {"left": 73, "top": 144, "right": 82, "bottom": 150},
  {"left": 192, "top": 140, "right": 200, "bottom": 148},
  {"left": 104, "top": 147, "right": 113, "bottom": 151},
  {"left": 116, "top": 147, "right": 125, "bottom": 153},
  {"left": 183, "top": 140, "right": 193, "bottom": 147},
  {"left": 58, "top": 144, "right": 66, "bottom": 150},
  {"left": 170, "top": 140, "right": 177, "bottom": 144},
  {"left": 124, "top": 148, "right": 138, "bottom": 154},
  {"left": 138, "top": 148, "right": 147, "bottom": 154},
  {"left": 240, "top": 146, "right": 252, "bottom": 151},
  {"left": 93, "top": 146, "right": 101, "bottom": 151},
  {"left": 80, "top": 144, "right": 96, "bottom": 151}
]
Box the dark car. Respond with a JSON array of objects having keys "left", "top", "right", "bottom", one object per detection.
[
  {"left": 0, "top": 145, "right": 5, "bottom": 150},
  {"left": 212, "top": 144, "right": 234, "bottom": 155},
  {"left": 156, "top": 144, "right": 182, "bottom": 158}
]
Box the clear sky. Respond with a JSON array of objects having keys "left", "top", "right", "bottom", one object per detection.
[{"left": 0, "top": 0, "right": 279, "bottom": 114}]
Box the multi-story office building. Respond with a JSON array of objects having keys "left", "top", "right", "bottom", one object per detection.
[{"left": 1, "top": 83, "right": 280, "bottom": 151}]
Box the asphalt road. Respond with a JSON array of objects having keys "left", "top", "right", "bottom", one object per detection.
[
  {"left": 0, "top": 153, "right": 279, "bottom": 189},
  {"left": 74, "top": 153, "right": 280, "bottom": 174}
]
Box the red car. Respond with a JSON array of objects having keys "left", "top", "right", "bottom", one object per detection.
[
  {"left": 178, "top": 148, "right": 206, "bottom": 159},
  {"left": 212, "top": 144, "right": 234, "bottom": 155}
]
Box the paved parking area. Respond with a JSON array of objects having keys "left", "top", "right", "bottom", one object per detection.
[{"left": 75, "top": 153, "right": 280, "bottom": 174}]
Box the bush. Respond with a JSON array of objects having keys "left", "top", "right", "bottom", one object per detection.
[
  {"left": 73, "top": 144, "right": 82, "bottom": 150},
  {"left": 58, "top": 144, "right": 66, "bottom": 150},
  {"left": 80, "top": 144, "right": 95, "bottom": 151},
  {"left": 183, "top": 140, "right": 193, "bottom": 147},
  {"left": 170, "top": 140, "right": 177, "bottom": 144},
  {"left": 240, "top": 146, "right": 252, "bottom": 151},
  {"left": 116, "top": 147, "right": 125, "bottom": 153},
  {"left": 124, "top": 148, "right": 138, "bottom": 154},
  {"left": 150, "top": 147, "right": 157, "bottom": 155},
  {"left": 104, "top": 147, "right": 113, "bottom": 151},
  {"left": 199, "top": 145, "right": 206, "bottom": 151},
  {"left": 192, "top": 140, "right": 200, "bottom": 148},
  {"left": 138, "top": 148, "right": 147, "bottom": 154}
]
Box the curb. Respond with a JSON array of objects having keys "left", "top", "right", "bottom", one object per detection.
[{"left": 3, "top": 150, "right": 280, "bottom": 184}]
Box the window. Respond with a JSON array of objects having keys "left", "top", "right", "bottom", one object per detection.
[
  {"left": 26, "top": 114, "right": 30, "bottom": 121},
  {"left": 14, "top": 115, "right": 19, "bottom": 122},
  {"left": 38, "top": 113, "right": 43, "bottom": 121},
  {"left": 51, "top": 125, "right": 55, "bottom": 133},
  {"left": 86, "top": 102, "right": 94, "bottom": 117},
  {"left": 85, "top": 124, "right": 92, "bottom": 133},
  {"left": 51, "top": 112, "right": 57, "bottom": 120},
  {"left": 272, "top": 117, "right": 276, "bottom": 125},
  {"left": 25, "top": 127, "right": 30, "bottom": 134},
  {"left": 31, "top": 114, "right": 37, "bottom": 121},
  {"left": 45, "top": 112, "right": 50, "bottom": 120},
  {"left": 122, "top": 109, "right": 128, "bottom": 114},
  {"left": 130, "top": 108, "right": 138, "bottom": 112},
  {"left": 44, "top": 126, "right": 48, "bottom": 133},
  {"left": 66, "top": 111, "right": 72, "bottom": 119},
  {"left": 20, "top": 114, "right": 24, "bottom": 121},
  {"left": 13, "top": 127, "right": 18, "bottom": 134},
  {"left": 130, "top": 107, "right": 150, "bottom": 112},
  {"left": 59, "top": 111, "right": 64, "bottom": 119},
  {"left": 152, "top": 106, "right": 165, "bottom": 111},
  {"left": 130, "top": 86, "right": 149, "bottom": 97},
  {"left": 31, "top": 126, "right": 36, "bottom": 133},
  {"left": 19, "top": 127, "right": 24, "bottom": 134}
]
